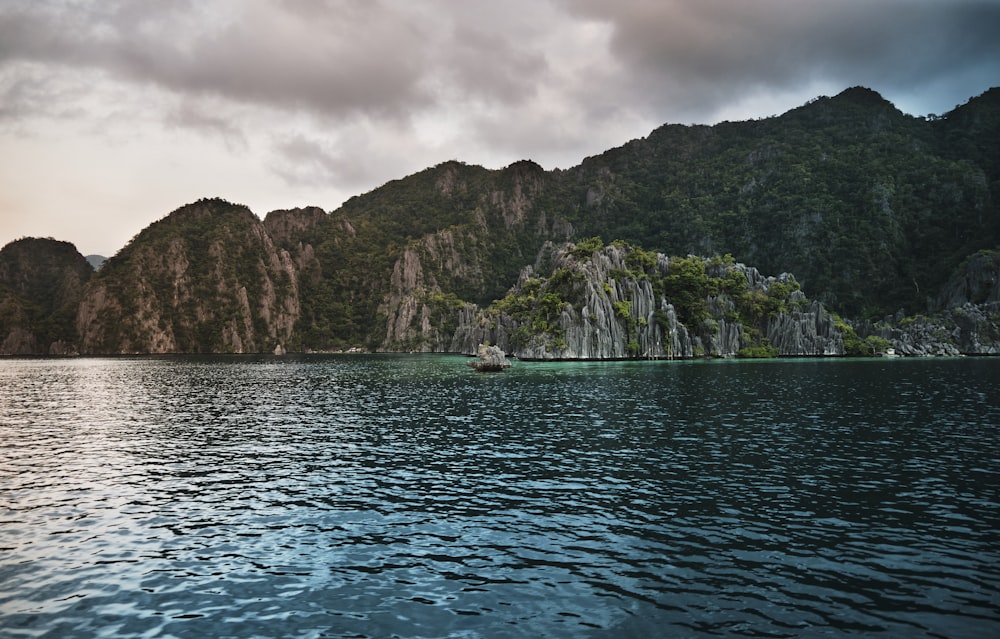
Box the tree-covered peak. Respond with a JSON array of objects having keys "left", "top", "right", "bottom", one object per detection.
[
  {"left": 831, "top": 86, "right": 894, "bottom": 107},
  {"left": 942, "top": 86, "right": 1000, "bottom": 119}
]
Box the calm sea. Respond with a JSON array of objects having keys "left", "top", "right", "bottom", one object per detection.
[{"left": 1, "top": 355, "right": 998, "bottom": 638}]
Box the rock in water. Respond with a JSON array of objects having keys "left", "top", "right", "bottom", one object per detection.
[{"left": 468, "top": 343, "right": 511, "bottom": 372}]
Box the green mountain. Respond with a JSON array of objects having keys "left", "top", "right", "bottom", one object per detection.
[
  {"left": 0, "top": 238, "right": 94, "bottom": 354},
  {"left": 560, "top": 86, "right": 999, "bottom": 316},
  {"left": 76, "top": 199, "right": 299, "bottom": 354},
  {"left": 3, "top": 86, "right": 997, "bottom": 356}
]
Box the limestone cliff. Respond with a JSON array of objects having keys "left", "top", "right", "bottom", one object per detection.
[
  {"left": 852, "top": 248, "right": 1000, "bottom": 356},
  {"left": 377, "top": 160, "right": 574, "bottom": 352},
  {"left": 936, "top": 249, "right": 1000, "bottom": 309},
  {"left": 451, "top": 241, "right": 844, "bottom": 359},
  {"left": 379, "top": 227, "right": 484, "bottom": 352},
  {"left": 76, "top": 199, "right": 300, "bottom": 354},
  {"left": 0, "top": 238, "right": 93, "bottom": 355}
]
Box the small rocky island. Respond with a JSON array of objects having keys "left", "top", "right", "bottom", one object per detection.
[{"left": 467, "top": 343, "right": 511, "bottom": 372}]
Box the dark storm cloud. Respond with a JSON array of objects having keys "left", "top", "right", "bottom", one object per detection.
[
  {"left": 562, "top": 0, "right": 1000, "bottom": 119},
  {"left": 6, "top": 0, "right": 995, "bottom": 147},
  {"left": 445, "top": 22, "right": 549, "bottom": 107}
]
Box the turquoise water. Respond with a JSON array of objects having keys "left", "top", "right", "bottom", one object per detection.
[{"left": 1, "top": 355, "right": 998, "bottom": 638}]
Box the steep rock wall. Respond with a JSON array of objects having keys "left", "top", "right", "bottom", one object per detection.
[
  {"left": 0, "top": 238, "right": 93, "bottom": 355},
  {"left": 453, "top": 242, "right": 844, "bottom": 359},
  {"left": 936, "top": 249, "right": 1000, "bottom": 310},
  {"left": 76, "top": 199, "right": 301, "bottom": 354},
  {"left": 378, "top": 161, "right": 575, "bottom": 352}
]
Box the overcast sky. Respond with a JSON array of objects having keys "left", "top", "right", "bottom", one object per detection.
[{"left": 2, "top": 0, "right": 998, "bottom": 257}]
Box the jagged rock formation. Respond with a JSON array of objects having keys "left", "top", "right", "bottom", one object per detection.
[
  {"left": 6, "top": 86, "right": 1000, "bottom": 357},
  {"left": 853, "top": 249, "right": 1000, "bottom": 356},
  {"left": 0, "top": 238, "right": 93, "bottom": 355},
  {"left": 936, "top": 249, "right": 1000, "bottom": 309},
  {"left": 467, "top": 343, "right": 511, "bottom": 371},
  {"left": 451, "top": 241, "right": 844, "bottom": 359},
  {"left": 76, "top": 199, "right": 300, "bottom": 354},
  {"left": 865, "top": 305, "right": 1000, "bottom": 357},
  {"left": 378, "top": 160, "right": 574, "bottom": 352}
]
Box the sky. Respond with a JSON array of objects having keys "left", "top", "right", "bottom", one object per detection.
[{"left": 1, "top": 1, "right": 998, "bottom": 258}]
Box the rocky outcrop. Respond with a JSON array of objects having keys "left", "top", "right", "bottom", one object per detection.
[
  {"left": 379, "top": 228, "right": 484, "bottom": 352},
  {"left": 262, "top": 206, "right": 327, "bottom": 250},
  {"left": 452, "top": 242, "right": 844, "bottom": 359},
  {"left": 467, "top": 343, "right": 511, "bottom": 371},
  {"left": 950, "top": 303, "right": 1000, "bottom": 354},
  {"left": 378, "top": 162, "right": 573, "bottom": 352},
  {"left": 936, "top": 249, "right": 1000, "bottom": 309},
  {"left": 855, "top": 304, "right": 1000, "bottom": 357},
  {"left": 848, "top": 249, "right": 1000, "bottom": 356},
  {"left": 766, "top": 299, "right": 845, "bottom": 356},
  {"left": 0, "top": 238, "right": 93, "bottom": 355},
  {"left": 76, "top": 199, "right": 300, "bottom": 354}
]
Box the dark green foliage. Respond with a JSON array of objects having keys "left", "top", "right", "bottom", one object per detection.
[
  {"left": 569, "top": 236, "right": 604, "bottom": 258},
  {"left": 34, "top": 87, "right": 1000, "bottom": 354},
  {"left": 553, "top": 87, "right": 1000, "bottom": 317},
  {"left": 662, "top": 256, "right": 716, "bottom": 326},
  {"left": 0, "top": 237, "right": 93, "bottom": 352},
  {"left": 737, "top": 343, "right": 780, "bottom": 359}
]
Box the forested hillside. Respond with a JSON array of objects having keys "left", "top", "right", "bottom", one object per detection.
[
  {"left": 2, "top": 86, "right": 997, "bottom": 356},
  {"left": 0, "top": 238, "right": 93, "bottom": 354},
  {"left": 556, "top": 87, "right": 1000, "bottom": 316}
]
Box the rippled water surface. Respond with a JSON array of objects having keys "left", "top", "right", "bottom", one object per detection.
[{"left": 1, "top": 355, "right": 998, "bottom": 638}]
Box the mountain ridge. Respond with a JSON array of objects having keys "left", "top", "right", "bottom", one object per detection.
[{"left": 2, "top": 86, "right": 998, "bottom": 356}]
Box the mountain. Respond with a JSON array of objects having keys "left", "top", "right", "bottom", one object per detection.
[
  {"left": 555, "top": 86, "right": 999, "bottom": 316},
  {"left": 359, "top": 86, "right": 1000, "bottom": 354},
  {"left": 450, "top": 241, "right": 846, "bottom": 360},
  {"left": 3, "top": 86, "right": 998, "bottom": 357},
  {"left": 76, "top": 199, "right": 300, "bottom": 354},
  {"left": 85, "top": 255, "right": 107, "bottom": 270},
  {"left": 0, "top": 238, "right": 94, "bottom": 354}
]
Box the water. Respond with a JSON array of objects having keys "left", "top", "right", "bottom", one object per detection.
[{"left": 1, "top": 355, "right": 998, "bottom": 638}]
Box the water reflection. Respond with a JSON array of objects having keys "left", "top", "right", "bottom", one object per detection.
[{"left": 1, "top": 356, "right": 998, "bottom": 638}]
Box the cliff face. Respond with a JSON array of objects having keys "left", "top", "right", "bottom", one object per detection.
[
  {"left": 76, "top": 199, "right": 300, "bottom": 354},
  {"left": 9, "top": 87, "right": 1000, "bottom": 357},
  {"left": 853, "top": 248, "right": 1000, "bottom": 356},
  {"left": 451, "top": 241, "right": 844, "bottom": 359},
  {"left": 936, "top": 249, "right": 1000, "bottom": 309},
  {"left": 0, "top": 238, "right": 93, "bottom": 355},
  {"left": 377, "top": 160, "right": 574, "bottom": 352}
]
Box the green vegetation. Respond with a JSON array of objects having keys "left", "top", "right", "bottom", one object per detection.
[
  {"left": 0, "top": 237, "right": 94, "bottom": 353},
  {"left": 284, "top": 87, "right": 999, "bottom": 350},
  {"left": 737, "top": 343, "right": 780, "bottom": 358},
  {"left": 662, "top": 256, "right": 716, "bottom": 326},
  {"left": 570, "top": 236, "right": 604, "bottom": 258},
  {"left": 561, "top": 87, "right": 1000, "bottom": 318},
  {"left": 28, "top": 87, "right": 1000, "bottom": 355},
  {"left": 475, "top": 241, "right": 817, "bottom": 358},
  {"left": 835, "top": 315, "right": 895, "bottom": 356}
]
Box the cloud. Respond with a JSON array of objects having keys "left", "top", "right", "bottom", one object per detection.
[
  {"left": 164, "top": 99, "right": 248, "bottom": 151},
  {"left": 0, "top": 1, "right": 437, "bottom": 119},
  {"left": 560, "top": 0, "right": 1000, "bottom": 120},
  {"left": 1, "top": 0, "right": 998, "bottom": 256}
]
